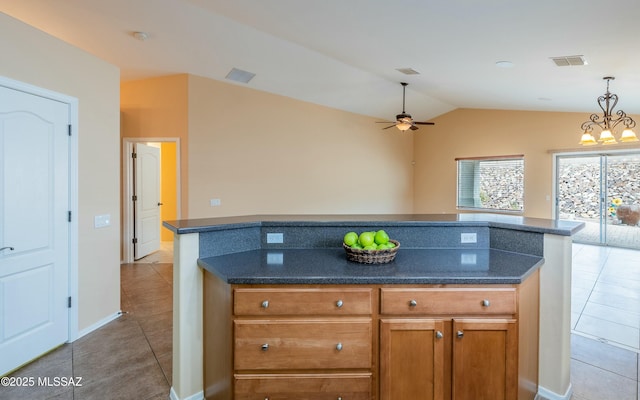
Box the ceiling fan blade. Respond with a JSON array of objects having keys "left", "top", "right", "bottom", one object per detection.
[
  {"left": 382, "top": 124, "right": 397, "bottom": 130},
  {"left": 410, "top": 125, "right": 419, "bottom": 131},
  {"left": 414, "top": 121, "right": 435, "bottom": 125}
]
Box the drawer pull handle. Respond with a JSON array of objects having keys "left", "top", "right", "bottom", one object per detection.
[
  {"left": 336, "top": 342, "right": 343, "bottom": 351},
  {"left": 261, "top": 300, "right": 269, "bottom": 309},
  {"left": 261, "top": 343, "right": 269, "bottom": 351},
  {"left": 336, "top": 299, "right": 343, "bottom": 308},
  {"left": 409, "top": 299, "right": 418, "bottom": 307},
  {"left": 482, "top": 299, "right": 490, "bottom": 307},
  {"left": 436, "top": 331, "right": 443, "bottom": 339},
  {"left": 457, "top": 330, "right": 464, "bottom": 338}
]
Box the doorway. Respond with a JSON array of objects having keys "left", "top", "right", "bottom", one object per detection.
[
  {"left": 556, "top": 152, "right": 640, "bottom": 249},
  {"left": 122, "top": 138, "right": 180, "bottom": 263}
]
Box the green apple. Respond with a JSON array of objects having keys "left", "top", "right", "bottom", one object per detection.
[
  {"left": 358, "top": 231, "right": 375, "bottom": 247},
  {"left": 374, "top": 230, "right": 390, "bottom": 245},
  {"left": 343, "top": 231, "right": 358, "bottom": 246}
]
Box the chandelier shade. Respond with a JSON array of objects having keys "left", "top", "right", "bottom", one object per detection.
[{"left": 579, "top": 77, "right": 638, "bottom": 145}]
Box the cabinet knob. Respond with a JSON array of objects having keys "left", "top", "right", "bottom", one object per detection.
[
  {"left": 457, "top": 330, "right": 464, "bottom": 338},
  {"left": 436, "top": 331, "right": 443, "bottom": 339},
  {"left": 409, "top": 299, "right": 418, "bottom": 307},
  {"left": 336, "top": 299, "right": 343, "bottom": 308},
  {"left": 338, "top": 397, "right": 343, "bottom": 400},
  {"left": 336, "top": 342, "right": 343, "bottom": 351},
  {"left": 261, "top": 300, "right": 269, "bottom": 309},
  {"left": 261, "top": 343, "right": 269, "bottom": 351},
  {"left": 482, "top": 299, "right": 490, "bottom": 307}
]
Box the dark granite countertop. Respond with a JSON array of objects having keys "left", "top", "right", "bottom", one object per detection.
[
  {"left": 164, "top": 213, "right": 584, "bottom": 236},
  {"left": 198, "top": 247, "right": 544, "bottom": 285}
]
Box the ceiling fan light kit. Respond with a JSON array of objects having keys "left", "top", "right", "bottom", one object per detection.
[
  {"left": 579, "top": 76, "right": 638, "bottom": 146},
  {"left": 377, "top": 82, "right": 435, "bottom": 131}
]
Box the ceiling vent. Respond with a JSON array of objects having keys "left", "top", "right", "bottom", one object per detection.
[
  {"left": 225, "top": 68, "right": 256, "bottom": 84},
  {"left": 396, "top": 68, "right": 420, "bottom": 75},
  {"left": 550, "top": 55, "right": 588, "bottom": 67}
]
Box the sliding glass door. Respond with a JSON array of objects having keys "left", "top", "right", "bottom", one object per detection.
[{"left": 557, "top": 152, "right": 640, "bottom": 249}]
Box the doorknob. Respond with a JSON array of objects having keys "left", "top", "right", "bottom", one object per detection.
[
  {"left": 157, "top": 202, "right": 163, "bottom": 206},
  {"left": 0, "top": 246, "right": 14, "bottom": 252}
]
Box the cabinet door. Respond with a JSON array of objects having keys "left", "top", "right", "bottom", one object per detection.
[
  {"left": 379, "top": 319, "right": 445, "bottom": 400},
  {"left": 452, "top": 319, "right": 517, "bottom": 400}
]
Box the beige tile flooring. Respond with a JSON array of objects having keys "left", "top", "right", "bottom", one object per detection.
[{"left": 1, "top": 243, "right": 639, "bottom": 399}]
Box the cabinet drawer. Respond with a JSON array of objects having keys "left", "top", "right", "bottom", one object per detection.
[
  {"left": 234, "top": 373, "right": 372, "bottom": 400},
  {"left": 234, "top": 319, "right": 372, "bottom": 370},
  {"left": 234, "top": 288, "right": 373, "bottom": 316},
  {"left": 380, "top": 288, "right": 516, "bottom": 315}
]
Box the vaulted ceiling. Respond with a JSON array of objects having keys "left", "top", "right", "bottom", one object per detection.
[{"left": 3, "top": 0, "right": 640, "bottom": 121}]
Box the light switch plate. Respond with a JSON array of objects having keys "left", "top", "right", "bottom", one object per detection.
[{"left": 94, "top": 214, "right": 111, "bottom": 228}]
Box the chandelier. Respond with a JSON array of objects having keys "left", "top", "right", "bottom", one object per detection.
[{"left": 579, "top": 77, "right": 638, "bottom": 145}]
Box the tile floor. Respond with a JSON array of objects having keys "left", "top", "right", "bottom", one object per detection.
[
  {"left": 569, "top": 243, "right": 640, "bottom": 400},
  {"left": 1, "top": 243, "right": 639, "bottom": 399}
]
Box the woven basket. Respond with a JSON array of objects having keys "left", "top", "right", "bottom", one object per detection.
[{"left": 343, "top": 240, "right": 400, "bottom": 264}]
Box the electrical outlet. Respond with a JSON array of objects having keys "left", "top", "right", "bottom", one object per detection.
[
  {"left": 210, "top": 198, "right": 221, "bottom": 207},
  {"left": 460, "top": 232, "right": 477, "bottom": 244},
  {"left": 266, "top": 233, "right": 284, "bottom": 244},
  {"left": 267, "top": 252, "right": 284, "bottom": 264},
  {"left": 460, "top": 253, "right": 477, "bottom": 265}
]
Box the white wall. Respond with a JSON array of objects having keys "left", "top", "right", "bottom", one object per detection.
[{"left": 0, "top": 13, "right": 121, "bottom": 332}]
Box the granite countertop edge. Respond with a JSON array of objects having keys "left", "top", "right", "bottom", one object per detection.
[
  {"left": 164, "top": 214, "right": 584, "bottom": 236},
  {"left": 197, "top": 249, "right": 544, "bottom": 286}
]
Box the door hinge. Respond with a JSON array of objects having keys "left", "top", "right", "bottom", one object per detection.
[
  {"left": 132, "top": 195, "right": 137, "bottom": 201},
  {"left": 68, "top": 124, "right": 72, "bottom": 136},
  {"left": 132, "top": 152, "right": 137, "bottom": 159},
  {"left": 132, "top": 238, "right": 138, "bottom": 244},
  {"left": 68, "top": 211, "right": 72, "bottom": 222},
  {"left": 68, "top": 296, "right": 72, "bottom": 308}
]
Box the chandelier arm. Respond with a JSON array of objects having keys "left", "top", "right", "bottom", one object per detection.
[
  {"left": 581, "top": 114, "right": 605, "bottom": 132},
  {"left": 609, "top": 111, "right": 636, "bottom": 130}
]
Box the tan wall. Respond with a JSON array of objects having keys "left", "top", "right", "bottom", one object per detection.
[
  {"left": 187, "top": 75, "right": 414, "bottom": 217},
  {"left": 120, "top": 75, "right": 189, "bottom": 219},
  {"left": 413, "top": 108, "right": 640, "bottom": 218},
  {"left": 160, "top": 142, "right": 178, "bottom": 241},
  {"left": 0, "top": 13, "right": 121, "bottom": 331}
]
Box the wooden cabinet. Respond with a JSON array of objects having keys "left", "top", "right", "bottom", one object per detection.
[
  {"left": 379, "top": 319, "right": 445, "bottom": 400},
  {"left": 230, "top": 287, "right": 374, "bottom": 399},
  {"left": 452, "top": 319, "right": 517, "bottom": 400},
  {"left": 203, "top": 271, "right": 539, "bottom": 400},
  {"left": 378, "top": 278, "right": 538, "bottom": 400}
]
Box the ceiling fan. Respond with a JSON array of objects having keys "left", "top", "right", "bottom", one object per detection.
[{"left": 377, "top": 82, "right": 435, "bottom": 131}]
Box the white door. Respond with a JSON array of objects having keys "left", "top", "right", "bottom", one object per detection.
[
  {"left": 134, "top": 143, "right": 161, "bottom": 259},
  {"left": 0, "top": 85, "right": 70, "bottom": 375}
]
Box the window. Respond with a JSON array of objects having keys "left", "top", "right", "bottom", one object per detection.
[{"left": 456, "top": 155, "right": 524, "bottom": 212}]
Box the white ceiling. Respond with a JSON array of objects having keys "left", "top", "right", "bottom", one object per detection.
[{"left": 3, "top": 0, "right": 640, "bottom": 122}]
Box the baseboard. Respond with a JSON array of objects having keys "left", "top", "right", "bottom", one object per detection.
[
  {"left": 536, "top": 383, "right": 573, "bottom": 400},
  {"left": 170, "top": 387, "right": 204, "bottom": 400},
  {"left": 74, "top": 311, "right": 123, "bottom": 341}
]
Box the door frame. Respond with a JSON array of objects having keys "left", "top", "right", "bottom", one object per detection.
[
  {"left": 122, "top": 137, "right": 181, "bottom": 263},
  {"left": 0, "top": 75, "right": 80, "bottom": 341},
  {"left": 553, "top": 148, "right": 640, "bottom": 247}
]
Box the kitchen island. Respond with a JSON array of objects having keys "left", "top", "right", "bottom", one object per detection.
[{"left": 163, "top": 214, "right": 583, "bottom": 400}]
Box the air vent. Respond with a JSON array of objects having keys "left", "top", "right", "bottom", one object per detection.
[
  {"left": 396, "top": 68, "right": 420, "bottom": 75},
  {"left": 550, "top": 55, "right": 588, "bottom": 67},
  {"left": 225, "top": 68, "right": 256, "bottom": 83}
]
